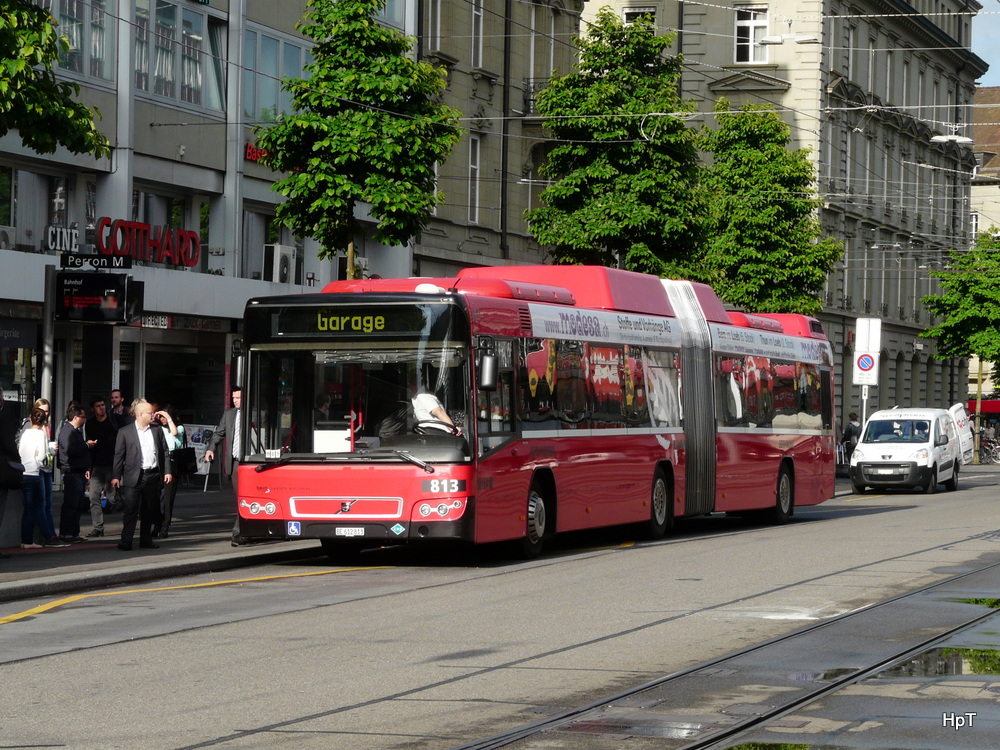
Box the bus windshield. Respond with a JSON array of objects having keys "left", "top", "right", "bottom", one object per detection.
[{"left": 245, "top": 297, "right": 472, "bottom": 463}]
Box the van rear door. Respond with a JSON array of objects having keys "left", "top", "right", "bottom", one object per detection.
[{"left": 950, "top": 403, "right": 975, "bottom": 464}]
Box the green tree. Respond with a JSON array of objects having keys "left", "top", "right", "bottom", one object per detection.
[
  {"left": 921, "top": 230, "right": 1000, "bottom": 362},
  {"left": 253, "top": 0, "right": 461, "bottom": 275},
  {"left": 0, "top": 0, "right": 109, "bottom": 157},
  {"left": 526, "top": 9, "right": 703, "bottom": 277},
  {"left": 699, "top": 100, "right": 841, "bottom": 314}
]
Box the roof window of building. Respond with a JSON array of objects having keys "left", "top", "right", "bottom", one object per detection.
[
  {"left": 735, "top": 6, "right": 769, "bottom": 64},
  {"left": 135, "top": 0, "right": 225, "bottom": 112},
  {"left": 243, "top": 26, "right": 310, "bottom": 123}
]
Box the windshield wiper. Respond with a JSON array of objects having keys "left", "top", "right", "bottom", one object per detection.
[{"left": 388, "top": 450, "right": 434, "bottom": 473}]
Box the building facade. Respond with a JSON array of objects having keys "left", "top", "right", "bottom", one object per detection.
[
  {"left": 583, "top": 0, "right": 987, "bottom": 418},
  {"left": 0, "top": 0, "right": 583, "bottom": 426}
]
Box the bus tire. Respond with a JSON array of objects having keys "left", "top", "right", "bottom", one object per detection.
[
  {"left": 639, "top": 470, "right": 671, "bottom": 540},
  {"left": 770, "top": 465, "right": 793, "bottom": 524},
  {"left": 924, "top": 468, "right": 937, "bottom": 495},
  {"left": 517, "top": 482, "right": 549, "bottom": 559},
  {"left": 944, "top": 465, "right": 958, "bottom": 492},
  {"left": 320, "top": 539, "right": 365, "bottom": 565}
]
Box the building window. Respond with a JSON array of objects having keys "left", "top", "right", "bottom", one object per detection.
[
  {"left": 735, "top": 6, "right": 768, "bottom": 64},
  {"left": 427, "top": 0, "right": 441, "bottom": 49},
  {"left": 244, "top": 27, "right": 309, "bottom": 122},
  {"left": 469, "top": 135, "right": 480, "bottom": 225},
  {"left": 135, "top": 1, "right": 225, "bottom": 111},
  {"left": 45, "top": 0, "right": 115, "bottom": 81},
  {"left": 623, "top": 7, "right": 656, "bottom": 25},
  {"left": 471, "top": 0, "right": 483, "bottom": 68},
  {"left": 378, "top": 0, "right": 405, "bottom": 29},
  {"left": 971, "top": 211, "right": 979, "bottom": 237}
]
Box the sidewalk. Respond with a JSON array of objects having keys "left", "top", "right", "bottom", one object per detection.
[{"left": 0, "top": 480, "right": 323, "bottom": 604}]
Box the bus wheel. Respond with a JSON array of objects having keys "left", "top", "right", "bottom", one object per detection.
[
  {"left": 518, "top": 483, "right": 549, "bottom": 559},
  {"left": 640, "top": 470, "right": 671, "bottom": 540},
  {"left": 944, "top": 465, "right": 959, "bottom": 492},
  {"left": 320, "top": 539, "right": 365, "bottom": 565},
  {"left": 770, "top": 466, "right": 793, "bottom": 524}
]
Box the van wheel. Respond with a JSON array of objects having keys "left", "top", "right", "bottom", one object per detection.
[
  {"left": 924, "top": 468, "right": 937, "bottom": 495},
  {"left": 769, "top": 466, "right": 793, "bottom": 524},
  {"left": 639, "top": 470, "right": 671, "bottom": 540},
  {"left": 944, "top": 465, "right": 958, "bottom": 492},
  {"left": 851, "top": 480, "right": 866, "bottom": 494}
]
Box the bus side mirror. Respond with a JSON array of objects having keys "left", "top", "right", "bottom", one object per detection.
[{"left": 479, "top": 353, "right": 498, "bottom": 391}]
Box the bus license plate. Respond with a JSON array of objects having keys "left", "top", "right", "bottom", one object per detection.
[{"left": 335, "top": 527, "right": 365, "bottom": 537}]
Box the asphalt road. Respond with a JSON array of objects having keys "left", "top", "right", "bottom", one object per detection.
[{"left": 2, "top": 469, "right": 999, "bottom": 749}]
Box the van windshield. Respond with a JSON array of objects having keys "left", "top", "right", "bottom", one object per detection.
[{"left": 863, "top": 418, "right": 933, "bottom": 444}]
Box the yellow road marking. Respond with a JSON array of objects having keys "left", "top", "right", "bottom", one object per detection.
[{"left": 0, "top": 566, "right": 391, "bottom": 626}]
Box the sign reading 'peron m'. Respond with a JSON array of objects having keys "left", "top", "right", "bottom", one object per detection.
[{"left": 95, "top": 216, "right": 201, "bottom": 267}]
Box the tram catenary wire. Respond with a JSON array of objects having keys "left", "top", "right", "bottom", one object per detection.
[{"left": 450, "top": 557, "right": 1000, "bottom": 750}]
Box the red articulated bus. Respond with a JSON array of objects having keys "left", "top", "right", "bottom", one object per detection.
[{"left": 236, "top": 265, "right": 836, "bottom": 559}]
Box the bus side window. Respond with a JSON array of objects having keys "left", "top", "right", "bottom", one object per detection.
[
  {"left": 520, "top": 339, "right": 556, "bottom": 429},
  {"left": 478, "top": 340, "right": 514, "bottom": 435}
]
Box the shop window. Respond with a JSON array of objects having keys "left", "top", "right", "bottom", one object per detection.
[
  {"left": 244, "top": 27, "right": 310, "bottom": 122},
  {"left": 136, "top": 0, "right": 225, "bottom": 112}
]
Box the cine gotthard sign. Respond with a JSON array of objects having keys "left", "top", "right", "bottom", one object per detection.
[{"left": 95, "top": 216, "right": 201, "bottom": 267}]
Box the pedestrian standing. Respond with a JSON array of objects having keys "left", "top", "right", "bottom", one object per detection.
[
  {"left": 17, "top": 408, "right": 68, "bottom": 548},
  {"left": 109, "top": 389, "right": 131, "bottom": 427},
  {"left": 0, "top": 389, "right": 25, "bottom": 560},
  {"left": 28, "top": 399, "right": 61, "bottom": 546},
  {"left": 111, "top": 399, "right": 173, "bottom": 551},
  {"left": 841, "top": 412, "right": 862, "bottom": 463},
  {"left": 58, "top": 405, "right": 93, "bottom": 543},
  {"left": 151, "top": 404, "right": 183, "bottom": 539},
  {"left": 204, "top": 387, "right": 244, "bottom": 545},
  {"left": 84, "top": 396, "right": 119, "bottom": 537}
]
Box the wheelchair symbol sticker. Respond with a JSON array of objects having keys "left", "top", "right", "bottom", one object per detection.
[{"left": 287, "top": 521, "right": 301, "bottom": 536}]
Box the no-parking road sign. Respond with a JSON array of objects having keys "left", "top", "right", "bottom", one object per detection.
[{"left": 852, "top": 319, "right": 881, "bottom": 386}]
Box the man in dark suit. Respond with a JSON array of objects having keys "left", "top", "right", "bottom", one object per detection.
[
  {"left": 0, "top": 390, "right": 23, "bottom": 560},
  {"left": 205, "top": 387, "right": 244, "bottom": 545},
  {"left": 111, "top": 399, "right": 173, "bottom": 551}
]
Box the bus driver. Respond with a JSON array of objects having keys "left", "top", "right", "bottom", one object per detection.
[{"left": 408, "top": 373, "right": 462, "bottom": 436}]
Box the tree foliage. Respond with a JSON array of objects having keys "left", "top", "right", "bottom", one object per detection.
[
  {"left": 525, "top": 9, "right": 704, "bottom": 277},
  {"left": 254, "top": 0, "right": 461, "bottom": 261},
  {"left": 0, "top": 0, "right": 109, "bottom": 157},
  {"left": 921, "top": 229, "right": 1000, "bottom": 361},
  {"left": 699, "top": 100, "right": 841, "bottom": 314}
]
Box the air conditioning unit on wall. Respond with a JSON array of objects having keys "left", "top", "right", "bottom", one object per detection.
[
  {"left": 0, "top": 226, "right": 16, "bottom": 251},
  {"left": 263, "top": 244, "right": 294, "bottom": 283}
]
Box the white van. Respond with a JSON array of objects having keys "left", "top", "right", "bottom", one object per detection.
[
  {"left": 949, "top": 403, "right": 976, "bottom": 465},
  {"left": 849, "top": 408, "right": 962, "bottom": 494}
]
